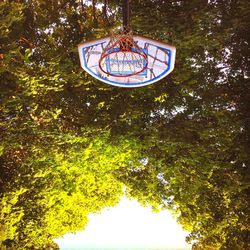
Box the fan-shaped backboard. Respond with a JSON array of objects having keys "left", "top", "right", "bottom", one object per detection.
[{"left": 78, "top": 35, "right": 176, "bottom": 87}]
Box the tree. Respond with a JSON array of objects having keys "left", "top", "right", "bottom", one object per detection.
[
  {"left": 117, "top": 0, "right": 250, "bottom": 249},
  {"left": 0, "top": 128, "right": 140, "bottom": 248},
  {"left": 1, "top": 0, "right": 249, "bottom": 249}
]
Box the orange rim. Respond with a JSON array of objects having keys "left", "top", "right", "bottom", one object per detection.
[{"left": 99, "top": 50, "right": 148, "bottom": 77}]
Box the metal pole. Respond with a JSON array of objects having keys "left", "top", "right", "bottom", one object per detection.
[{"left": 122, "top": 0, "right": 130, "bottom": 32}]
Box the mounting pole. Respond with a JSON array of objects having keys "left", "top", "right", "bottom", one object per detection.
[{"left": 122, "top": 0, "right": 130, "bottom": 32}]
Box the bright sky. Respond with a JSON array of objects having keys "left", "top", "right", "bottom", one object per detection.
[{"left": 55, "top": 197, "right": 191, "bottom": 250}]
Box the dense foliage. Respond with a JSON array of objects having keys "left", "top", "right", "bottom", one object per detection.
[{"left": 0, "top": 0, "right": 249, "bottom": 249}]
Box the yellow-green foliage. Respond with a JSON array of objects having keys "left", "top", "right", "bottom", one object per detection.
[{"left": 0, "top": 131, "right": 139, "bottom": 248}]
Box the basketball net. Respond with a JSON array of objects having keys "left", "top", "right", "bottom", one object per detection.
[{"left": 99, "top": 32, "right": 148, "bottom": 77}]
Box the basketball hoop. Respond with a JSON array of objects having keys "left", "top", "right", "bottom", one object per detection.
[
  {"left": 99, "top": 32, "right": 148, "bottom": 77},
  {"left": 78, "top": 0, "right": 176, "bottom": 87}
]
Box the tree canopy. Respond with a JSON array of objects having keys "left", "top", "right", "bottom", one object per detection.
[{"left": 0, "top": 0, "right": 249, "bottom": 249}]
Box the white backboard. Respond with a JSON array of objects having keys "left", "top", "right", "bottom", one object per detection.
[{"left": 78, "top": 35, "right": 176, "bottom": 87}]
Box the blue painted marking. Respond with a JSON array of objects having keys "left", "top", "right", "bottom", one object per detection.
[{"left": 105, "top": 48, "right": 148, "bottom": 76}]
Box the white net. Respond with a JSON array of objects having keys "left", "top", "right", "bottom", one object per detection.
[{"left": 99, "top": 32, "right": 147, "bottom": 76}]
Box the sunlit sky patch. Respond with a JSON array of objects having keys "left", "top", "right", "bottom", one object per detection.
[{"left": 55, "top": 197, "right": 191, "bottom": 250}]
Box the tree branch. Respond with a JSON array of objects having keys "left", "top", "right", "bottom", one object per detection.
[{"left": 55, "top": 0, "right": 76, "bottom": 11}]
